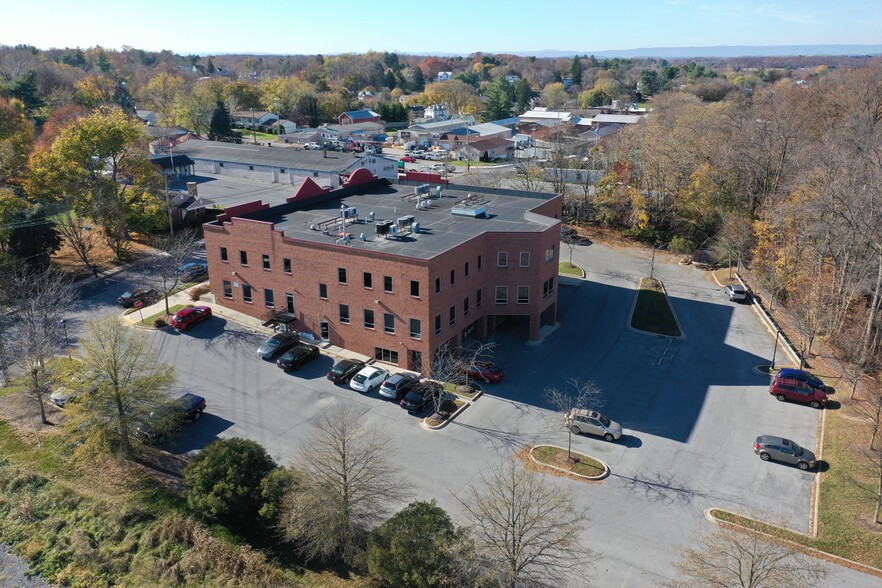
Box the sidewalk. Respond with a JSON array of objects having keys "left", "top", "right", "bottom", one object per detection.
[{"left": 120, "top": 285, "right": 380, "bottom": 368}]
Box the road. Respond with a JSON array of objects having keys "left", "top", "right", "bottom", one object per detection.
[{"left": 65, "top": 240, "right": 880, "bottom": 587}]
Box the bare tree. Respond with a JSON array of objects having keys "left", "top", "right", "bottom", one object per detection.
[
  {"left": 458, "top": 460, "right": 589, "bottom": 588},
  {"left": 853, "top": 440, "right": 882, "bottom": 525},
  {"left": 5, "top": 267, "right": 76, "bottom": 423},
  {"left": 279, "top": 405, "right": 410, "bottom": 564},
  {"left": 561, "top": 230, "right": 580, "bottom": 268},
  {"left": 148, "top": 229, "right": 199, "bottom": 316},
  {"left": 672, "top": 524, "right": 828, "bottom": 588},
  {"left": 545, "top": 378, "right": 603, "bottom": 460},
  {"left": 54, "top": 209, "right": 96, "bottom": 274},
  {"left": 64, "top": 317, "right": 175, "bottom": 458},
  {"left": 428, "top": 341, "right": 498, "bottom": 414},
  {"left": 511, "top": 161, "right": 549, "bottom": 192},
  {"left": 855, "top": 384, "right": 882, "bottom": 450}
]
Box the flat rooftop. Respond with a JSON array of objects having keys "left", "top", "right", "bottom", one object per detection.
[
  {"left": 219, "top": 182, "right": 559, "bottom": 260},
  {"left": 171, "top": 140, "right": 366, "bottom": 172},
  {"left": 169, "top": 174, "right": 296, "bottom": 208}
]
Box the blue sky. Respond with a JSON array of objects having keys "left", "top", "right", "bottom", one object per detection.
[{"left": 1, "top": 0, "right": 880, "bottom": 55}]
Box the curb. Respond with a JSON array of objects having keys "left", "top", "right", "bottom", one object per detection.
[
  {"left": 529, "top": 444, "right": 609, "bottom": 480},
  {"left": 704, "top": 508, "right": 882, "bottom": 579},
  {"left": 421, "top": 397, "right": 471, "bottom": 430},
  {"left": 558, "top": 263, "right": 586, "bottom": 280}
]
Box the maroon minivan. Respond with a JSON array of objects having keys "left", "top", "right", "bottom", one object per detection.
[{"left": 769, "top": 377, "right": 828, "bottom": 408}]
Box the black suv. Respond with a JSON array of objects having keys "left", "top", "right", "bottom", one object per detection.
[
  {"left": 327, "top": 359, "right": 366, "bottom": 384},
  {"left": 277, "top": 344, "right": 320, "bottom": 371},
  {"left": 118, "top": 288, "right": 158, "bottom": 307},
  {"left": 137, "top": 393, "right": 206, "bottom": 442}
]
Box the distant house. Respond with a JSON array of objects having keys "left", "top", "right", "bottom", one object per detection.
[
  {"left": 589, "top": 114, "right": 645, "bottom": 128},
  {"left": 424, "top": 104, "right": 449, "bottom": 121},
  {"left": 136, "top": 110, "right": 160, "bottom": 125},
  {"left": 408, "top": 105, "right": 425, "bottom": 120},
  {"left": 150, "top": 154, "right": 195, "bottom": 178},
  {"left": 562, "top": 77, "right": 574, "bottom": 90},
  {"left": 231, "top": 111, "right": 279, "bottom": 129},
  {"left": 269, "top": 119, "right": 298, "bottom": 134},
  {"left": 518, "top": 108, "right": 573, "bottom": 123},
  {"left": 437, "top": 71, "right": 453, "bottom": 82},
  {"left": 504, "top": 75, "right": 520, "bottom": 84},
  {"left": 357, "top": 91, "right": 375, "bottom": 101},
  {"left": 462, "top": 136, "right": 514, "bottom": 161},
  {"left": 399, "top": 116, "right": 477, "bottom": 148},
  {"left": 339, "top": 109, "right": 381, "bottom": 125}
]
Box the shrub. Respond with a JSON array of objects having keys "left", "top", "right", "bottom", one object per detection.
[
  {"left": 189, "top": 284, "right": 211, "bottom": 301},
  {"left": 367, "top": 500, "right": 457, "bottom": 587},
  {"left": 183, "top": 438, "right": 278, "bottom": 531},
  {"left": 153, "top": 318, "right": 167, "bottom": 328},
  {"left": 669, "top": 236, "right": 696, "bottom": 255}
]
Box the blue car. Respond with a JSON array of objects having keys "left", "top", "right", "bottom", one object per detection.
[
  {"left": 775, "top": 368, "right": 827, "bottom": 392},
  {"left": 177, "top": 262, "right": 209, "bottom": 282}
]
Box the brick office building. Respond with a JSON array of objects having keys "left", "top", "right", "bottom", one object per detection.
[{"left": 203, "top": 169, "right": 562, "bottom": 373}]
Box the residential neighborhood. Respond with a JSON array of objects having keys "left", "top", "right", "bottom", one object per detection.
[{"left": 1, "top": 5, "right": 882, "bottom": 587}]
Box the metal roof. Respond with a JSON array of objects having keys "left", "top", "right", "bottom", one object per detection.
[
  {"left": 341, "top": 109, "right": 379, "bottom": 119},
  {"left": 591, "top": 114, "right": 644, "bottom": 124},
  {"left": 171, "top": 140, "right": 368, "bottom": 173}
]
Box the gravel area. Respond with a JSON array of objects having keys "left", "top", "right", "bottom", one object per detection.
[{"left": 0, "top": 544, "right": 51, "bottom": 587}]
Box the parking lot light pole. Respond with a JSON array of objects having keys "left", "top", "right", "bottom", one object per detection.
[
  {"left": 60, "top": 319, "right": 70, "bottom": 357},
  {"left": 770, "top": 329, "right": 781, "bottom": 371}
]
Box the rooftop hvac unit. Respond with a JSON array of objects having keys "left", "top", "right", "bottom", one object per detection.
[
  {"left": 368, "top": 211, "right": 375, "bottom": 221},
  {"left": 360, "top": 233, "right": 366, "bottom": 241},
  {"left": 413, "top": 222, "right": 420, "bottom": 233},
  {"left": 436, "top": 185, "right": 443, "bottom": 198},
  {"left": 397, "top": 215, "right": 415, "bottom": 229},
  {"left": 343, "top": 206, "right": 357, "bottom": 219},
  {"left": 376, "top": 220, "right": 393, "bottom": 236},
  {"left": 310, "top": 224, "right": 318, "bottom": 231},
  {"left": 389, "top": 225, "right": 399, "bottom": 236}
]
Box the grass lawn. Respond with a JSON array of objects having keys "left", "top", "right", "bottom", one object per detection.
[
  {"left": 631, "top": 277, "right": 681, "bottom": 337},
  {"left": 531, "top": 445, "right": 606, "bottom": 478},
  {"left": 138, "top": 304, "right": 187, "bottom": 326},
  {"left": 425, "top": 397, "right": 466, "bottom": 427},
  {"left": 234, "top": 128, "right": 280, "bottom": 142},
  {"left": 448, "top": 160, "right": 494, "bottom": 167},
  {"left": 559, "top": 262, "right": 582, "bottom": 276}
]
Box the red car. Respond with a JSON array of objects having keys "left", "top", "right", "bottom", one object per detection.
[
  {"left": 465, "top": 362, "right": 504, "bottom": 384},
  {"left": 400, "top": 156, "right": 416, "bottom": 163},
  {"left": 769, "top": 377, "right": 827, "bottom": 408},
  {"left": 170, "top": 306, "right": 212, "bottom": 330}
]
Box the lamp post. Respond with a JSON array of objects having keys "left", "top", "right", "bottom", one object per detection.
[
  {"left": 60, "top": 319, "right": 70, "bottom": 357},
  {"left": 251, "top": 107, "right": 257, "bottom": 144},
  {"left": 770, "top": 329, "right": 781, "bottom": 371}
]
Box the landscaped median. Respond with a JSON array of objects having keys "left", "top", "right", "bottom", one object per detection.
[
  {"left": 706, "top": 508, "right": 882, "bottom": 578},
  {"left": 528, "top": 444, "right": 608, "bottom": 481},
  {"left": 630, "top": 277, "right": 682, "bottom": 337},
  {"left": 422, "top": 382, "right": 483, "bottom": 429},
  {"left": 558, "top": 261, "right": 584, "bottom": 277}
]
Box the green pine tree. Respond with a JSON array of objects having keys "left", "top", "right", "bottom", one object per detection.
[
  {"left": 483, "top": 76, "right": 513, "bottom": 122},
  {"left": 208, "top": 101, "right": 234, "bottom": 142},
  {"left": 570, "top": 55, "right": 583, "bottom": 87}
]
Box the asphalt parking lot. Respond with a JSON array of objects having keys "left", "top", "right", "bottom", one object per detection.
[{"left": 142, "top": 241, "right": 872, "bottom": 585}]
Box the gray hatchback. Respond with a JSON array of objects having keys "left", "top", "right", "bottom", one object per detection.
[{"left": 754, "top": 435, "right": 817, "bottom": 470}]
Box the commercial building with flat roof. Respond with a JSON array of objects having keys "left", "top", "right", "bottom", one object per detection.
[{"left": 203, "top": 169, "right": 562, "bottom": 373}]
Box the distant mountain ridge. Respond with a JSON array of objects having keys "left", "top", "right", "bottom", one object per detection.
[{"left": 501, "top": 45, "right": 882, "bottom": 58}]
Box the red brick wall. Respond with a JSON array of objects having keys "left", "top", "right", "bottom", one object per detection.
[{"left": 204, "top": 194, "right": 562, "bottom": 372}]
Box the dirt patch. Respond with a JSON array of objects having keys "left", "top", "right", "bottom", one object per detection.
[
  {"left": 0, "top": 390, "right": 65, "bottom": 441},
  {"left": 516, "top": 445, "right": 603, "bottom": 483}
]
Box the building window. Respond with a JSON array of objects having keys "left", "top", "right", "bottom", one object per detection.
[
  {"left": 476, "top": 288, "right": 483, "bottom": 308},
  {"left": 283, "top": 258, "right": 292, "bottom": 273},
  {"left": 364, "top": 309, "right": 375, "bottom": 329},
  {"left": 465, "top": 261, "right": 470, "bottom": 277},
  {"left": 240, "top": 250, "right": 248, "bottom": 265},
  {"left": 497, "top": 252, "right": 508, "bottom": 267},
  {"left": 319, "top": 283, "right": 328, "bottom": 299},
  {"left": 543, "top": 277, "right": 555, "bottom": 299},
  {"left": 435, "top": 277, "right": 441, "bottom": 294},
  {"left": 520, "top": 252, "right": 531, "bottom": 267},
  {"left": 410, "top": 280, "right": 420, "bottom": 297},
  {"left": 384, "top": 275, "right": 393, "bottom": 293},
  {"left": 384, "top": 312, "right": 395, "bottom": 334},
  {"left": 223, "top": 280, "right": 232, "bottom": 299},
  {"left": 243, "top": 284, "right": 252, "bottom": 303},
  {"left": 262, "top": 254, "right": 271, "bottom": 270},
  {"left": 477, "top": 255, "right": 483, "bottom": 270},
  {"left": 339, "top": 304, "right": 350, "bottom": 324},
  {"left": 220, "top": 247, "right": 228, "bottom": 262},
  {"left": 410, "top": 318, "right": 421, "bottom": 340},
  {"left": 545, "top": 245, "right": 555, "bottom": 262},
  {"left": 375, "top": 347, "right": 399, "bottom": 365},
  {"left": 338, "top": 268, "right": 347, "bottom": 284},
  {"left": 249, "top": 165, "right": 254, "bottom": 170},
  {"left": 265, "top": 288, "right": 275, "bottom": 308},
  {"left": 450, "top": 269, "right": 456, "bottom": 286},
  {"left": 435, "top": 314, "right": 442, "bottom": 335},
  {"left": 517, "top": 286, "right": 530, "bottom": 304},
  {"left": 449, "top": 305, "right": 456, "bottom": 326},
  {"left": 464, "top": 297, "right": 470, "bottom": 317},
  {"left": 219, "top": 162, "right": 224, "bottom": 167},
  {"left": 495, "top": 285, "right": 508, "bottom": 304},
  {"left": 313, "top": 172, "right": 319, "bottom": 177},
  {"left": 280, "top": 168, "right": 286, "bottom": 174},
  {"left": 363, "top": 272, "right": 372, "bottom": 289}
]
